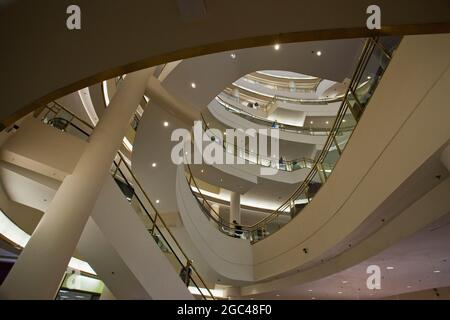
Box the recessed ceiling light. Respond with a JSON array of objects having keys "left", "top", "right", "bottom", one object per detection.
[
  {"left": 230, "top": 53, "right": 236, "bottom": 59},
  {"left": 367, "top": 75, "right": 372, "bottom": 80},
  {"left": 201, "top": 169, "right": 204, "bottom": 173},
  {"left": 325, "top": 121, "right": 329, "bottom": 125},
  {"left": 156, "top": 200, "right": 160, "bottom": 204},
  {"left": 433, "top": 270, "right": 441, "bottom": 273},
  {"left": 276, "top": 294, "right": 280, "bottom": 297},
  {"left": 316, "top": 51, "right": 322, "bottom": 56},
  {"left": 152, "top": 163, "right": 157, "bottom": 168},
  {"left": 342, "top": 281, "right": 348, "bottom": 284},
  {"left": 407, "top": 285, "right": 412, "bottom": 288},
  {"left": 250, "top": 298, "right": 254, "bottom": 300},
  {"left": 337, "top": 291, "right": 343, "bottom": 294},
  {"left": 191, "top": 82, "right": 196, "bottom": 89},
  {"left": 274, "top": 44, "right": 280, "bottom": 51},
  {"left": 164, "top": 121, "right": 169, "bottom": 127},
  {"left": 310, "top": 121, "right": 314, "bottom": 124},
  {"left": 386, "top": 266, "right": 395, "bottom": 270},
  {"left": 308, "top": 289, "right": 313, "bottom": 292},
  {"left": 342, "top": 119, "right": 347, "bottom": 123},
  {"left": 311, "top": 297, "right": 316, "bottom": 300}
]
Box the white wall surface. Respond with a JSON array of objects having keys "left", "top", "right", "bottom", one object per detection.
[
  {"left": 176, "top": 165, "right": 254, "bottom": 281},
  {"left": 87, "top": 177, "right": 193, "bottom": 300},
  {"left": 0, "top": 117, "right": 86, "bottom": 181}
]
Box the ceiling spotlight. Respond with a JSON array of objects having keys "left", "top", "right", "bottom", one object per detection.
[
  {"left": 433, "top": 270, "right": 441, "bottom": 273},
  {"left": 311, "top": 297, "right": 316, "bottom": 300},
  {"left": 274, "top": 44, "right": 280, "bottom": 51},
  {"left": 230, "top": 53, "right": 236, "bottom": 59},
  {"left": 201, "top": 169, "right": 204, "bottom": 173},
  {"left": 367, "top": 75, "right": 372, "bottom": 80},
  {"left": 152, "top": 163, "right": 157, "bottom": 168},
  {"left": 308, "top": 289, "right": 313, "bottom": 292},
  {"left": 386, "top": 266, "right": 395, "bottom": 270},
  {"left": 407, "top": 285, "right": 412, "bottom": 289},
  {"left": 342, "top": 119, "right": 347, "bottom": 123},
  {"left": 191, "top": 82, "right": 197, "bottom": 89},
  {"left": 337, "top": 291, "right": 343, "bottom": 294},
  {"left": 156, "top": 200, "right": 160, "bottom": 204},
  {"left": 342, "top": 281, "right": 348, "bottom": 284},
  {"left": 316, "top": 51, "right": 322, "bottom": 57},
  {"left": 276, "top": 294, "right": 280, "bottom": 297},
  {"left": 163, "top": 121, "right": 169, "bottom": 127},
  {"left": 310, "top": 121, "right": 314, "bottom": 125},
  {"left": 325, "top": 121, "right": 329, "bottom": 125}
]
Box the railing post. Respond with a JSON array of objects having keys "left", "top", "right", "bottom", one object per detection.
[
  {"left": 333, "top": 136, "right": 342, "bottom": 156},
  {"left": 316, "top": 163, "right": 326, "bottom": 183}
]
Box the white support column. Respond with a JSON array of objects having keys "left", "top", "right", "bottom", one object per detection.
[
  {"left": 0, "top": 68, "right": 152, "bottom": 300},
  {"left": 230, "top": 192, "right": 241, "bottom": 224}
]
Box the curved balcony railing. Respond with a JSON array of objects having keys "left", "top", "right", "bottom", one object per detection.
[
  {"left": 200, "top": 113, "right": 334, "bottom": 172},
  {"left": 226, "top": 84, "right": 345, "bottom": 107},
  {"left": 248, "top": 36, "right": 397, "bottom": 242},
  {"left": 185, "top": 36, "right": 398, "bottom": 243},
  {"left": 185, "top": 163, "right": 255, "bottom": 240},
  {"left": 35, "top": 101, "right": 95, "bottom": 139},
  {"left": 242, "top": 72, "right": 321, "bottom": 93},
  {"left": 111, "top": 153, "right": 215, "bottom": 300},
  {"left": 214, "top": 94, "right": 355, "bottom": 136}
]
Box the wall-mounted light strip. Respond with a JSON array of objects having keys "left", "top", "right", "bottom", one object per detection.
[{"left": 0, "top": 209, "right": 96, "bottom": 275}]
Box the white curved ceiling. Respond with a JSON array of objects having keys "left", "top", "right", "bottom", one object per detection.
[{"left": 161, "top": 38, "right": 364, "bottom": 113}]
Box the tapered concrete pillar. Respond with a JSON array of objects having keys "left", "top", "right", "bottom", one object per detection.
[
  {"left": 0, "top": 68, "right": 152, "bottom": 300},
  {"left": 230, "top": 192, "right": 241, "bottom": 224}
]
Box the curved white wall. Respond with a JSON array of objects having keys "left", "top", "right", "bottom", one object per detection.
[
  {"left": 251, "top": 33, "right": 450, "bottom": 280},
  {"left": 176, "top": 165, "right": 254, "bottom": 281}
]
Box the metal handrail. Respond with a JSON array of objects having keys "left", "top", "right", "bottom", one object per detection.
[
  {"left": 249, "top": 37, "right": 381, "bottom": 234},
  {"left": 39, "top": 99, "right": 214, "bottom": 299},
  {"left": 200, "top": 113, "right": 335, "bottom": 172},
  {"left": 215, "top": 94, "right": 354, "bottom": 135},
  {"left": 187, "top": 37, "right": 394, "bottom": 243},
  {"left": 51, "top": 101, "right": 95, "bottom": 130},
  {"left": 244, "top": 73, "right": 321, "bottom": 92},
  {"left": 37, "top": 101, "right": 95, "bottom": 137},
  {"left": 114, "top": 153, "right": 215, "bottom": 300},
  {"left": 185, "top": 163, "right": 254, "bottom": 235},
  {"left": 227, "top": 84, "right": 345, "bottom": 105}
]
